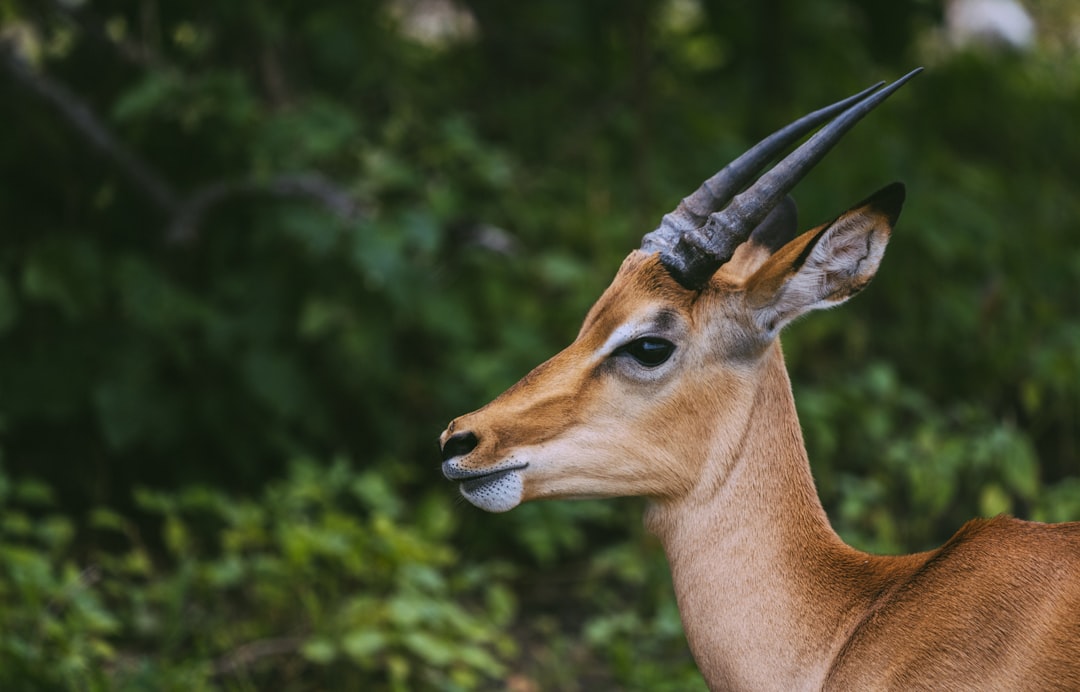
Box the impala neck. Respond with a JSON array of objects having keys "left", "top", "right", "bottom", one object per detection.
[{"left": 645, "top": 341, "right": 902, "bottom": 691}]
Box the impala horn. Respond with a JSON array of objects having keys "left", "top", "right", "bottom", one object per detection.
[{"left": 641, "top": 68, "right": 923, "bottom": 289}]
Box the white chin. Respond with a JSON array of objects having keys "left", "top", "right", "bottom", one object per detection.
[{"left": 460, "top": 470, "right": 524, "bottom": 513}]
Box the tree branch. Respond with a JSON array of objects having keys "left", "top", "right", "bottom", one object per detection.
[
  {"left": 1, "top": 39, "right": 180, "bottom": 212},
  {"left": 167, "top": 173, "right": 367, "bottom": 244},
  {"left": 211, "top": 635, "right": 305, "bottom": 676},
  {"left": 1, "top": 38, "right": 367, "bottom": 244}
]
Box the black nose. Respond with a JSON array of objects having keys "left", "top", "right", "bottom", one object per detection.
[{"left": 441, "top": 431, "right": 478, "bottom": 461}]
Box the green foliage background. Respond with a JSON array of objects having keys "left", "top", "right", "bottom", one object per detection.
[{"left": 1, "top": 0, "right": 1078, "bottom": 688}]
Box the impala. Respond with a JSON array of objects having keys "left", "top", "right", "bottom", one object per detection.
[{"left": 440, "top": 69, "right": 1080, "bottom": 690}]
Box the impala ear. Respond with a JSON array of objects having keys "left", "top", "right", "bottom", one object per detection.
[{"left": 745, "top": 183, "right": 904, "bottom": 337}]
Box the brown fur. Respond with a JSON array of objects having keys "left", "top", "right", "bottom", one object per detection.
[{"left": 441, "top": 187, "right": 1080, "bottom": 690}]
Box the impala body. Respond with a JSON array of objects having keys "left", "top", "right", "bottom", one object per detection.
[{"left": 440, "top": 71, "right": 1080, "bottom": 690}]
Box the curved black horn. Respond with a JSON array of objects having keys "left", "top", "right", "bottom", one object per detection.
[
  {"left": 648, "top": 68, "right": 923, "bottom": 289},
  {"left": 641, "top": 80, "right": 885, "bottom": 252}
]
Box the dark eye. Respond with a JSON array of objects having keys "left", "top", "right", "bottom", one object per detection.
[{"left": 616, "top": 337, "right": 675, "bottom": 367}]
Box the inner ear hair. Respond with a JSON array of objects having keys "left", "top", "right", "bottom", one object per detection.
[
  {"left": 782, "top": 182, "right": 904, "bottom": 279},
  {"left": 744, "top": 183, "right": 904, "bottom": 326}
]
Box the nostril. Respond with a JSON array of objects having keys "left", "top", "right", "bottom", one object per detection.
[{"left": 441, "top": 431, "right": 478, "bottom": 461}]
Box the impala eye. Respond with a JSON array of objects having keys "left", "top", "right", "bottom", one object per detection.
[{"left": 616, "top": 337, "right": 675, "bottom": 367}]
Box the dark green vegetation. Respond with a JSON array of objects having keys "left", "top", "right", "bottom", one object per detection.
[{"left": 1, "top": 1, "right": 1078, "bottom": 689}]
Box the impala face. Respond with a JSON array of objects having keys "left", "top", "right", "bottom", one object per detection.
[{"left": 440, "top": 185, "right": 903, "bottom": 512}]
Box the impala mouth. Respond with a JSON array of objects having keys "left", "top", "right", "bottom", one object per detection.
[
  {"left": 463, "top": 465, "right": 525, "bottom": 491},
  {"left": 442, "top": 462, "right": 529, "bottom": 513},
  {"left": 443, "top": 463, "right": 528, "bottom": 487}
]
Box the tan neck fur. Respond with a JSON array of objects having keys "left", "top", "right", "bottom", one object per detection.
[{"left": 645, "top": 342, "right": 918, "bottom": 691}]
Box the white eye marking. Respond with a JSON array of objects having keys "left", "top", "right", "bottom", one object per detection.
[
  {"left": 596, "top": 312, "right": 679, "bottom": 361},
  {"left": 597, "top": 323, "right": 642, "bottom": 359}
]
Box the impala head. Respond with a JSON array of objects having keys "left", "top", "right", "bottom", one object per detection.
[{"left": 441, "top": 70, "right": 919, "bottom": 512}]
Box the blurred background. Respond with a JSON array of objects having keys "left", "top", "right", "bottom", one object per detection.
[{"left": 1, "top": 0, "right": 1078, "bottom": 689}]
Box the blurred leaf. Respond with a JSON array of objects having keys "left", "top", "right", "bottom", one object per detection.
[
  {"left": 112, "top": 72, "right": 182, "bottom": 123},
  {"left": 300, "top": 637, "right": 337, "bottom": 664},
  {"left": 93, "top": 351, "right": 165, "bottom": 451},
  {"left": 13, "top": 478, "right": 53, "bottom": 507},
  {"left": 341, "top": 629, "right": 385, "bottom": 662},
  {"left": 979, "top": 483, "right": 1012, "bottom": 517},
  {"left": 276, "top": 205, "right": 341, "bottom": 257},
  {"left": 113, "top": 256, "right": 207, "bottom": 334},
  {"left": 21, "top": 238, "right": 105, "bottom": 320},
  {"left": 352, "top": 471, "right": 404, "bottom": 518},
  {"left": 255, "top": 98, "right": 358, "bottom": 169}
]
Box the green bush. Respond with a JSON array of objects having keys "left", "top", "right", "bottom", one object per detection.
[{"left": 0, "top": 460, "right": 515, "bottom": 690}]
